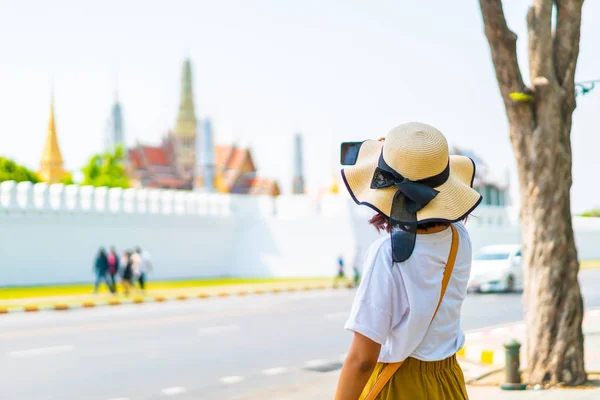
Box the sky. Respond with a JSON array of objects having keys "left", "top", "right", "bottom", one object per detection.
[{"left": 0, "top": 0, "right": 599, "bottom": 212}]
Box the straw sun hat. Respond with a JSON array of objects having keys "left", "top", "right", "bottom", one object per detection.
[{"left": 341, "top": 122, "right": 482, "bottom": 262}]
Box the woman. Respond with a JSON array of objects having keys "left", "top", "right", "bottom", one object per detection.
[
  {"left": 93, "top": 248, "right": 114, "bottom": 294},
  {"left": 335, "top": 122, "right": 482, "bottom": 400},
  {"left": 120, "top": 251, "right": 134, "bottom": 296},
  {"left": 107, "top": 247, "right": 120, "bottom": 293}
]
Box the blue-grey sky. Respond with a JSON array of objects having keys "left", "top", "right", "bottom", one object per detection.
[{"left": 1, "top": 0, "right": 598, "bottom": 212}]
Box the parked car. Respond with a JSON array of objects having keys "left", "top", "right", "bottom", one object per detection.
[{"left": 468, "top": 245, "right": 522, "bottom": 293}]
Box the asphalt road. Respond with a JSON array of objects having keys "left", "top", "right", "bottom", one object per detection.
[{"left": 1, "top": 269, "right": 599, "bottom": 400}]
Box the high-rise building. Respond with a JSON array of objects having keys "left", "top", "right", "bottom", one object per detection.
[
  {"left": 195, "top": 119, "right": 215, "bottom": 191},
  {"left": 106, "top": 90, "right": 124, "bottom": 152},
  {"left": 39, "top": 98, "right": 68, "bottom": 184},
  {"left": 292, "top": 133, "right": 305, "bottom": 194}
]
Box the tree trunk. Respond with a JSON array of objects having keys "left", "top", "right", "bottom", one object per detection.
[{"left": 479, "top": 0, "right": 586, "bottom": 385}]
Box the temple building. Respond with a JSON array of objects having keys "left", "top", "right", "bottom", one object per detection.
[
  {"left": 39, "top": 98, "right": 68, "bottom": 184},
  {"left": 127, "top": 58, "right": 280, "bottom": 196}
]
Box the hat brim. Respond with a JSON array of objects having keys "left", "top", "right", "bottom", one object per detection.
[{"left": 341, "top": 140, "right": 482, "bottom": 223}]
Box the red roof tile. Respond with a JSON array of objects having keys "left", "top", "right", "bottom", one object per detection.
[
  {"left": 142, "top": 146, "right": 170, "bottom": 166},
  {"left": 128, "top": 149, "right": 142, "bottom": 169},
  {"left": 215, "top": 145, "right": 234, "bottom": 168},
  {"left": 228, "top": 149, "right": 247, "bottom": 169}
]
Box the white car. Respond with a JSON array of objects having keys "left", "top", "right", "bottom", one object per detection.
[{"left": 468, "top": 245, "right": 523, "bottom": 293}]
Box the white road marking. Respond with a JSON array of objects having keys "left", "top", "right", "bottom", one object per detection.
[
  {"left": 304, "top": 359, "right": 329, "bottom": 368},
  {"left": 324, "top": 311, "right": 348, "bottom": 320},
  {"left": 220, "top": 376, "right": 245, "bottom": 384},
  {"left": 262, "top": 367, "right": 288, "bottom": 376},
  {"left": 9, "top": 345, "right": 74, "bottom": 358},
  {"left": 198, "top": 324, "right": 240, "bottom": 336},
  {"left": 161, "top": 387, "right": 186, "bottom": 396}
]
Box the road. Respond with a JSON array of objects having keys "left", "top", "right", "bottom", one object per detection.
[{"left": 1, "top": 270, "right": 599, "bottom": 400}]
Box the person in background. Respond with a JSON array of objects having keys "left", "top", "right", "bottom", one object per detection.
[
  {"left": 353, "top": 266, "right": 361, "bottom": 287},
  {"left": 107, "top": 247, "right": 120, "bottom": 293},
  {"left": 132, "top": 246, "right": 152, "bottom": 292},
  {"left": 337, "top": 255, "right": 345, "bottom": 278},
  {"left": 93, "top": 248, "right": 114, "bottom": 294},
  {"left": 335, "top": 255, "right": 346, "bottom": 286},
  {"left": 120, "top": 251, "right": 134, "bottom": 296},
  {"left": 352, "top": 252, "right": 362, "bottom": 287}
]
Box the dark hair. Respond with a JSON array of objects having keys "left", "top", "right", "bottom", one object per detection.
[{"left": 369, "top": 213, "right": 464, "bottom": 233}]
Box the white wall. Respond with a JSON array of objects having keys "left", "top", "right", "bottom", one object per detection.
[{"left": 0, "top": 181, "right": 598, "bottom": 286}]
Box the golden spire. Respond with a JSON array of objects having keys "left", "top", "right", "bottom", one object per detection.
[
  {"left": 330, "top": 175, "right": 340, "bottom": 194},
  {"left": 39, "top": 98, "right": 67, "bottom": 183}
]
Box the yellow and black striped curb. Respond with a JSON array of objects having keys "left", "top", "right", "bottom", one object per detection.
[
  {"left": 455, "top": 308, "right": 600, "bottom": 366},
  {"left": 456, "top": 346, "right": 504, "bottom": 366},
  {"left": 0, "top": 282, "right": 357, "bottom": 315}
]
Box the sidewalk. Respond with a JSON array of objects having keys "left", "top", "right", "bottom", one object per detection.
[
  {"left": 233, "top": 369, "right": 600, "bottom": 399},
  {"left": 235, "top": 316, "right": 600, "bottom": 399},
  {"left": 458, "top": 309, "right": 600, "bottom": 371},
  {"left": 0, "top": 278, "right": 355, "bottom": 314}
]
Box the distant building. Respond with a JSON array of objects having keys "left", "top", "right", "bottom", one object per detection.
[
  {"left": 452, "top": 147, "right": 509, "bottom": 207},
  {"left": 195, "top": 119, "right": 215, "bottom": 192},
  {"left": 39, "top": 98, "right": 68, "bottom": 184},
  {"left": 105, "top": 90, "right": 124, "bottom": 152},
  {"left": 127, "top": 58, "right": 279, "bottom": 195},
  {"left": 292, "top": 133, "right": 305, "bottom": 194}
]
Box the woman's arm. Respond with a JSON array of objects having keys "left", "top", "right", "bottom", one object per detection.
[{"left": 334, "top": 332, "right": 381, "bottom": 400}]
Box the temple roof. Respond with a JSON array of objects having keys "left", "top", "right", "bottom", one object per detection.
[{"left": 127, "top": 140, "right": 278, "bottom": 195}]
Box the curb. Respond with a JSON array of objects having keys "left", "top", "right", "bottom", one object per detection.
[
  {"left": 457, "top": 346, "right": 503, "bottom": 366},
  {"left": 456, "top": 308, "right": 600, "bottom": 366},
  {"left": 0, "top": 283, "right": 356, "bottom": 316}
]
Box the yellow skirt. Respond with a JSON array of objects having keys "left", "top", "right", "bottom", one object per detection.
[{"left": 359, "top": 355, "right": 469, "bottom": 400}]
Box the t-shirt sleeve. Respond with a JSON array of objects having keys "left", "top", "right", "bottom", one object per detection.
[{"left": 344, "top": 239, "right": 396, "bottom": 345}]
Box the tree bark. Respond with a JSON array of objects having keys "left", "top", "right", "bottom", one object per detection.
[{"left": 479, "top": 0, "right": 586, "bottom": 385}]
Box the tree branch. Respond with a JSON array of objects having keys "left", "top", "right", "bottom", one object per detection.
[
  {"left": 553, "top": 0, "right": 585, "bottom": 89},
  {"left": 527, "top": 0, "right": 556, "bottom": 84},
  {"left": 479, "top": 0, "right": 530, "bottom": 122}
]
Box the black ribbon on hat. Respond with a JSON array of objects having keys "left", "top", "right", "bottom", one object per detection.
[{"left": 370, "top": 153, "right": 450, "bottom": 263}]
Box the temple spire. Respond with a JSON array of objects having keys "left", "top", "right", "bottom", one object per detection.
[
  {"left": 175, "top": 58, "right": 197, "bottom": 138},
  {"left": 39, "top": 96, "right": 67, "bottom": 183},
  {"left": 173, "top": 58, "right": 198, "bottom": 172}
]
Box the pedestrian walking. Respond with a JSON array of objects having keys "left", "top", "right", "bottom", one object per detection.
[
  {"left": 107, "top": 247, "right": 120, "bottom": 293},
  {"left": 120, "top": 251, "right": 134, "bottom": 296},
  {"left": 93, "top": 248, "right": 114, "bottom": 294},
  {"left": 335, "top": 123, "right": 482, "bottom": 400},
  {"left": 353, "top": 266, "right": 360, "bottom": 287},
  {"left": 337, "top": 255, "right": 345, "bottom": 279},
  {"left": 131, "top": 246, "right": 152, "bottom": 291}
]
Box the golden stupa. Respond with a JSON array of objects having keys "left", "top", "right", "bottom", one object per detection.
[
  {"left": 330, "top": 175, "right": 340, "bottom": 194},
  {"left": 39, "top": 99, "right": 67, "bottom": 183}
]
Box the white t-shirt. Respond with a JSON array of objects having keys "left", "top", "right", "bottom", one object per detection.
[{"left": 344, "top": 222, "right": 471, "bottom": 363}]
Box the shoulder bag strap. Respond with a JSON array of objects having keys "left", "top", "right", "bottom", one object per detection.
[{"left": 363, "top": 224, "right": 459, "bottom": 400}]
